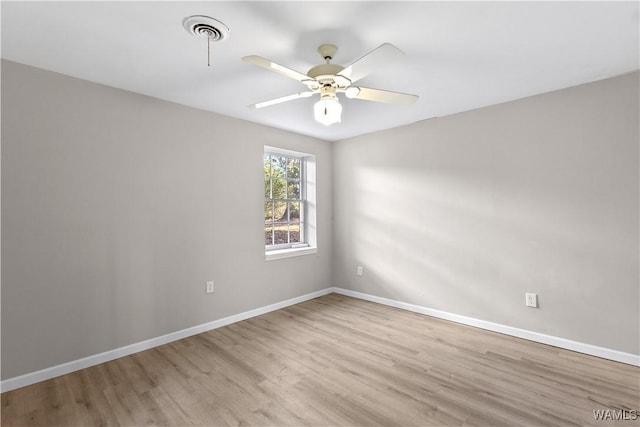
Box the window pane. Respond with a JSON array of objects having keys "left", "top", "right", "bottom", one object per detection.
[
  {"left": 288, "top": 202, "right": 300, "bottom": 221},
  {"left": 271, "top": 156, "right": 286, "bottom": 178},
  {"left": 265, "top": 226, "right": 274, "bottom": 246},
  {"left": 272, "top": 179, "right": 286, "bottom": 200},
  {"left": 273, "top": 224, "right": 288, "bottom": 245},
  {"left": 289, "top": 222, "right": 301, "bottom": 243},
  {"left": 265, "top": 178, "right": 272, "bottom": 199},
  {"left": 287, "top": 158, "right": 301, "bottom": 178},
  {"left": 264, "top": 201, "right": 273, "bottom": 223},
  {"left": 264, "top": 156, "right": 272, "bottom": 198},
  {"left": 273, "top": 201, "right": 287, "bottom": 222},
  {"left": 264, "top": 155, "right": 271, "bottom": 175},
  {"left": 287, "top": 180, "right": 300, "bottom": 200}
]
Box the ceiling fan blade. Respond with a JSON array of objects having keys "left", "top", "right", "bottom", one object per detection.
[
  {"left": 337, "top": 43, "right": 405, "bottom": 84},
  {"left": 242, "top": 55, "right": 310, "bottom": 82},
  {"left": 345, "top": 86, "right": 418, "bottom": 104},
  {"left": 251, "top": 91, "right": 314, "bottom": 109}
]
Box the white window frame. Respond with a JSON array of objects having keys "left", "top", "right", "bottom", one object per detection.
[{"left": 264, "top": 146, "right": 317, "bottom": 261}]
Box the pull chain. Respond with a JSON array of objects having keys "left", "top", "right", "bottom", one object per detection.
[{"left": 183, "top": 16, "right": 230, "bottom": 68}]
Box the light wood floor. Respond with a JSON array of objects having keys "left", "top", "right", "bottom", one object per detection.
[{"left": 2, "top": 293, "right": 639, "bottom": 426}]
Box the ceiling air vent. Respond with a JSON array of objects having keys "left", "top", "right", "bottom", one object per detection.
[{"left": 183, "top": 15, "right": 230, "bottom": 66}]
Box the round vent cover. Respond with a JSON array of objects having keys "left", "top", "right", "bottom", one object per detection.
[{"left": 183, "top": 15, "right": 230, "bottom": 42}]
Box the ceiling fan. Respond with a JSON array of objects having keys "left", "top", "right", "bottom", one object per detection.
[{"left": 242, "top": 43, "right": 419, "bottom": 126}]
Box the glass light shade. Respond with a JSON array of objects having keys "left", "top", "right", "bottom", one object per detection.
[{"left": 314, "top": 98, "right": 342, "bottom": 126}]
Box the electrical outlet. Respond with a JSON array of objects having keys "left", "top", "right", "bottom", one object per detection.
[
  {"left": 206, "top": 281, "right": 215, "bottom": 294},
  {"left": 357, "top": 266, "right": 364, "bottom": 276},
  {"left": 526, "top": 293, "right": 538, "bottom": 308}
]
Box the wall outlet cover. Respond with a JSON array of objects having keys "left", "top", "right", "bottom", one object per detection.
[{"left": 526, "top": 293, "right": 538, "bottom": 308}]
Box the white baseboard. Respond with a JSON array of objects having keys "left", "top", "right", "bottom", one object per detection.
[
  {"left": 3, "top": 286, "right": 637, "bottom": 393},
  {"left": 332, "top": 287, "right": 640, "bottom": 367},
  {"left": 0, "top": 288, "right": 334, "bottom": 393}
]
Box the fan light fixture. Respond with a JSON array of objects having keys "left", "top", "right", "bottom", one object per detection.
[
  {"left": 314, "top": 97, "right": 342, "bottom": 126},
  {"left": 242, "top": 43, "right": 418, "bottom": 127}
]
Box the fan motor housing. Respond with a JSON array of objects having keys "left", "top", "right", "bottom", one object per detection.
[{"left": 307, "top": 63, "right": 344, "bottom": 79}]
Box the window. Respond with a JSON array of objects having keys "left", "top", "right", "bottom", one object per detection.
[{"left": 264, "top": 147, "right": 317, "bottom": 260}]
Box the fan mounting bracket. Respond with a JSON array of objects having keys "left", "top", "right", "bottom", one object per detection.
[{"left": 317, "top": 44, "right": 338, "bottom": 60}]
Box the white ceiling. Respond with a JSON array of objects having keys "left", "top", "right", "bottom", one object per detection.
[{"left": 2, "top": 1, "right": 638, "bottom": 142}]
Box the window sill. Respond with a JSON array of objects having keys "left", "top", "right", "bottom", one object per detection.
[{"left": 265, "top": 246, "right": 317, "bottom": 261}]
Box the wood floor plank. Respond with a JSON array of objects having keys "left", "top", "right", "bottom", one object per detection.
[{"left": 2, "top": 293, "right": 639, "bottom": 426}]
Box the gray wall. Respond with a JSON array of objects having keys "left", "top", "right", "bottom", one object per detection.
[
  {"left": 1, "top": 60, "right": 333, "bottom": 379},
  {"left": 333, "top": 72, "right": 639, "bottom": 354}
]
